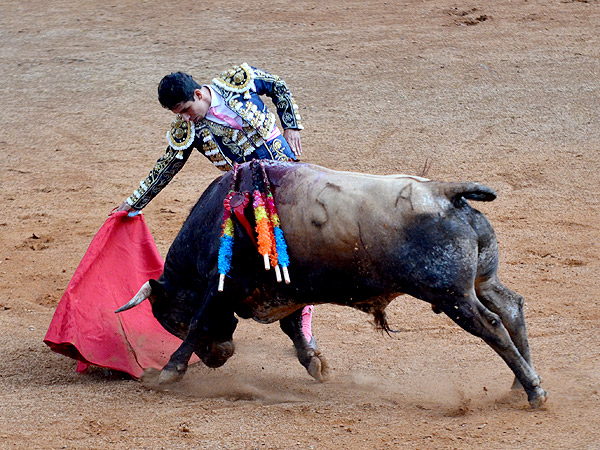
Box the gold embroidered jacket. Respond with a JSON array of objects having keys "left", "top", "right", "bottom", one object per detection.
[{"left": 126, "top": 63, "right": 303, "bottom": 210}]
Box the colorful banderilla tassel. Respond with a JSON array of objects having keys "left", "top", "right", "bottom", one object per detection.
[
  {"left": 260, "top": 161, "right": 291, "bottom": 284},
  {"left": 252, "top": 164, "right": 275, "bottom": 271},
  {"left": 217, "top": 164, "right": 240, "bottom": 292},
  {"left": 217, "top": 199, "right": 234, "bottom": 292}
]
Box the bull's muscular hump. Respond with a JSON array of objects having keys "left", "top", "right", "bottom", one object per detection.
[{"left": 117, "top": 161, "right": 547, "bottom": 408}]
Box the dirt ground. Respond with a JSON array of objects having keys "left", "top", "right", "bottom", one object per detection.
[{"left": 1, "top": 0, "right": 599, "bottom": 448}]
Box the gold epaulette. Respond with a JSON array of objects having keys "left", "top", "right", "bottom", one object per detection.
[
  {"left": 212, "top": 63, "right": 255, "bottom": 98},
  {"left": 166, "top": 115, "right": 195, "bottom": 154}
]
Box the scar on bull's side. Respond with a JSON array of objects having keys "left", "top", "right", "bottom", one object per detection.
[
  {"left": 311, "top": 198, "right": 328, "bottom": 228},
  {"left": 311, "top": 182, "right": 342, "bottom": 228},
  {"left": 395, "top": 183, "right": 414, "bottom": 210}
]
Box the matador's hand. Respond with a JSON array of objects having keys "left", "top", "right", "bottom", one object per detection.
[
  {"left": 116, "top": 201, "right": 132, "bottom": 212},
  {"left": 112, "top": 201, "right": 132, "bottom": 214},
  {"left": 283, "top": 128, "right": 302, "bottom": 158}
]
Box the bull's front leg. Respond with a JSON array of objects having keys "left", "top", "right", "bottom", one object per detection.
[
  {"left": 280, "top": 306, "right": 330, "bottom": 382},
  {"left": 159, "top": 288, "right": 238, "bottom": 384},
  {"left": 159, "top": 338, "right": 198, "bottom": 384}
]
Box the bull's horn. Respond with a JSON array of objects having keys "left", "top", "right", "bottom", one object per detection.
[{"left": 115, "top": 281, "right": 152, "bottom": 313}]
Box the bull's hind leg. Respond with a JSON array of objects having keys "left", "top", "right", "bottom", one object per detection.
[
  {"left": 280, "top": 308, "right": 330, "bottom": 382},
  {"left": 437, "top": 290, "right": 547, "bottom": 408},
  {"left": 475, "top": 276, "right": 540, "bottom": 389}
]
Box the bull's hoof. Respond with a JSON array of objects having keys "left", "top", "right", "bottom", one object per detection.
[
  {"left": 158, "top": 367, "right": 185, "bottom": 385},
  {"left": 527, "top": 386, "right": 548, "bottom": 409},
  {"left": 201, "top": 340, "right": 235, "bottom": 368},
  {"left": 307, "top": 350, "right": 330, "bottom": 383},
  {"left": 512, "top": 374, "right": 543, "bottom": 390}
]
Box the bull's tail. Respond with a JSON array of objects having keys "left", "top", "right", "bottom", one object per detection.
[{"left": 444, "top": 182, "right": 497, "bottom": 205}]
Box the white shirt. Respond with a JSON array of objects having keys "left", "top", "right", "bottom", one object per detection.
[{"left": 204, "top": 85, "right": 281, "bottom": 140}]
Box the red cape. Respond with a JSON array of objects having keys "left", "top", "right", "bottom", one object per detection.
[{"left": 44, "top": 211, "right": 192, "bottom": 379}]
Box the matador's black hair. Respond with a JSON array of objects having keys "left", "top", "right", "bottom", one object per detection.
[{"left": 157, "top": 72, "right": 202, "bottom": 110}]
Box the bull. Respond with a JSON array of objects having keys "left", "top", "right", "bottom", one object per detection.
[{"left": 117, "top": 161, "right": 547, "bottom": 408}]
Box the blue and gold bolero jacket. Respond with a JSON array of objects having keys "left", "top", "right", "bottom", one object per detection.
[{"left": 126, "top": 63, "right": 303, "bottom": 210}]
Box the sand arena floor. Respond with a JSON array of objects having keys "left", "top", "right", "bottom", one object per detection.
[{"left": 1, "top": 1, "right": 599, "bottom": 448}]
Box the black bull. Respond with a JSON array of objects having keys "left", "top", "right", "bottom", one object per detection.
[{"left": 117, "top": 161, "right": 547, "bottom": 408}]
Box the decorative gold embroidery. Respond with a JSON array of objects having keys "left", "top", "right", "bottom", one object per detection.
[
  {"left": 198, "top": 127, "right": 233, "bottom": 171},
  {"left": 244, "top": 126, "right": 265, "bottom": 147},
  {"left": 126, "top": 147, "right": 188, "bottom": 208},
  {"left": 226, "top": 100, "right": 275, "bottom": 140},
  {"left": 254, "top": 68, "right": 303, "bottom": 130},
  {"left": 263, "top": 112, "right": 276, "bottom": 136},
  {"left": 206, "top": 121, "right": 255, "bottom": 157},
  {"left": 166, "top": 115, "right": 195, "bottom": 150},
  {"left": 212, "top": 63, "right": 255, "bottom": 95},
  {"left": 268, "top": 138, "right": 291, "bottom": 161}
]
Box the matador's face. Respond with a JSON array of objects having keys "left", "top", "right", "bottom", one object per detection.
[{"left": 171, "top": 87, "right": 211, "bottom": 123}]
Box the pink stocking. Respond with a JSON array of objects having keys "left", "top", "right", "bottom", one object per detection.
[{"left": 301, "top": 305, "right": 314, "bottom": 341}]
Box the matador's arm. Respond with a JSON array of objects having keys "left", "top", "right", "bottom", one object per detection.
[
  {"left": 251, "top": 65, "right": 304, "bottom": 130},
  {"left": 126, "top": 145, "right": 193, "bottom": 210}
]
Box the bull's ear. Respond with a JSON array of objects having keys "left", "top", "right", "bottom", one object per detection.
[{"left": 148, "top": 279, "right": 168, "bottom": 305}]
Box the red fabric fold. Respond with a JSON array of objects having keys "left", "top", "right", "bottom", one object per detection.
[{"left": 44, "top": 211, "right": 190, "bottom": 379}]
